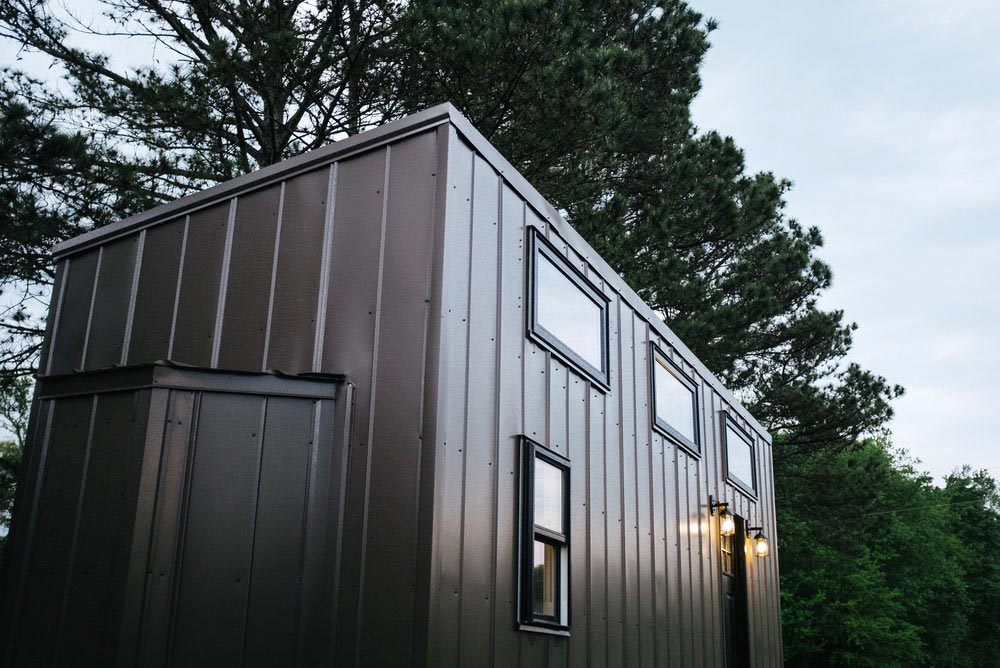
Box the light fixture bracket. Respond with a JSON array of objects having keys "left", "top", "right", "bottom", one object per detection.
[{"left": 709, "top": 494, "right": 729, "bottom": 516}]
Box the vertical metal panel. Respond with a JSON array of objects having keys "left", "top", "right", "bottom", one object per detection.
[
  {"left": 38, "top": 259, "right": 68, "bottom": 374},
  {"left": 135, "top": 389, "right": 196, "bottom": 667},
  {"left": 491, "top": 184, "right": 529, "bottom": 664},
  {"left": 242, "top": 396, "right": 314, "bottom": 666},
  {"left": 456, "top": 153, "right": 501, "bottom": 665},
  {"left": 217, "top": 185, "right": 281, "bottom": 370},
  {"left": 84, "top": 236, "right": 140, "bottom": 368},
  {"left": 168, "top": 392, "right": 264, "bottom": 667},
  {"left": 169, "top": 202, "right": 230, "bottom": 366},
  {"left": 356, "top": 130, "right": 439, "bottom": 664},
  {"left": 12, "top": 395, "right": 94, "bottom": 665},
  {"left": 318, "top": 146, "right": 388, "bottom": 665},
  {"left": 55, "top": 390, "right": 149, "bottom": 665},
  {"left": 265, "top": 168, "right": 330, "bottom": 373},
  {"left": 127, "top": 220, "right": 186, "bottom": 365},
  {"left": 426, "top": 134, "right": 473, "bottom": 668},
  {"left": 48, "top": 250, "right": 100, "bottom": 374}
]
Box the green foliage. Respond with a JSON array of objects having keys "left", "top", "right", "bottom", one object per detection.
[
  {"left": 780, "top": 436, "right": 1000, "bottom": 666},
  {"left": 0, "top": 437, "right": 21, "bottom": 564}
]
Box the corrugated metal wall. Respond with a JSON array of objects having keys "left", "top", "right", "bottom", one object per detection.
[
  {"left": 27, "top": 127, "right": 446, "bottom": 666},
  {"left": 425, "top": 126, "right": 782, "bottom": 667},
  {"left": 8, "top": 106, "right": 781, "bottom": 666}
]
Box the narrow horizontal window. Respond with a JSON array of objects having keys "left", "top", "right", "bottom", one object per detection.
[
  {"left": 519, "top": 437, "right": 570, "bottom": 633},
  {"left": 528, "top": 230, "right": 610, "bottom": 388},
  {"left": 651, "top": 346, "right": 700, "bottom": 455},
  {"left": 724, "top": 416, "right": 757, "bottom": 497}
]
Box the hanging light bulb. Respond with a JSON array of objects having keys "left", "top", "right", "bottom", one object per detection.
[
  {"left": 709, "top": 495, "right": 736, "bottom": 536},
  {"left": 747, "top": 526, "right": 769, "bottom": 557},
  {"left": 719, "top": 507, "right": 736, "bottom": 537}
]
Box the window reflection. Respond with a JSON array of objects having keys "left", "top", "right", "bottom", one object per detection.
[
  {"left": 534, "top": 458, "right": 564, "bottom": 533},
  {"left": 727, "top": 425, "right": 755, "bottom": 491},
  {"left": 532, "top": 540, "right": 558, "bottom": 618},
  {"left": 536, "top": 253, "right": 603, "bottom": 370},
  {"left": 654, "top": 359, "right": 696, "bottom": 443}
]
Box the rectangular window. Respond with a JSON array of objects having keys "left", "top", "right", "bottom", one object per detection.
[
  {"left": 724, "top": 416, "right": 757, "bottom": 497},
  {"left": 519, "top": 437, "right": 570, "bottom": 633},
  {"left": 651, "top": 346, "right": 700, "bottom": 455},
  {"left": 529, "top": 229, "right": 610, "bottom": 388}
]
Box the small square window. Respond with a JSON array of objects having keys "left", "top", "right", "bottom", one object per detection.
[
  {"left": 651, "top": 346, "right": 700, "bottom": 455},
  {"left": 724, "top": 415, "right": 757, "bottom": 497},
  {"left": 518, "top": 437, "right": 570, "bottom": 633},
  {"left": 528, "top": 229, "right": 610, "bottom": 388}
]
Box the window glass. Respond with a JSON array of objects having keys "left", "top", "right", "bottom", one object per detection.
[
  {"left": 727, "top": 425, "right": 755, "bottom": 491},
  {"left": 532, "top": 540, "right": 558, "bottom": 618},
  {"left": 534, "top": 457, "right": 564, "bottom": 533},
  {"left": 536, "top": 252, "right": 603, "bottom": 371},
  {"left": 654, "top": 358, "right": 696, "bottom": 444}
]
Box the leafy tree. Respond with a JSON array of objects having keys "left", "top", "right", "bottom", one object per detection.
[{"left": 0, "top": 375, "right": 30, "bottom": 563}]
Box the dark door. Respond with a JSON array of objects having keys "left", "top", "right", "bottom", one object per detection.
[{"left": 721, "top": 516, "right": 750, "bottom": 667}]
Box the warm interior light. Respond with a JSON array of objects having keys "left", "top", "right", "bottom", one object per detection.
[
  {"left": 753, "top": 531, "right": 769, "bottom": 558},
  {"left": 719, "top": 508, "right": 735, "bottom": 537}
]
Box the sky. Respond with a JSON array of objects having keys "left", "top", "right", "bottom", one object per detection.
[
  {"left": 2, "top": 3, "right": 998, "bottom": 484},
  {"left": 687, "top": 0, "right": 1000, "bottom": 482}
]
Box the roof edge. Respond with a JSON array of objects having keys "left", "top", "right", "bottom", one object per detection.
[{"left": 52, "top": 103, "right": 458, "bottom": 258}]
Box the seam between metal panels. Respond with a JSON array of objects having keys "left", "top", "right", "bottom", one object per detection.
[
  {"left": 167, "top": 216, "right": 191, "bottom": 360},
  {"left": 51, "top": 395, "right": 98, "bottom": 663},
  {"left": 488, "top": 168, "right": 503, "bottom": 664},
  {"left": 44, "top": 260, "right": 70, "bottom": 375},
  {"left": 455, "top": 152, "right": 476, "bottom": 663},
  {"left": 121, "top": 229, "right": 146, "bottom": 365},
  {"left": 79, "top": 247, "right": 104, "bottom": 371},
  {"left": 163, "top": 391, "right": 202, "bottom": 666},
  {"left": 238, "top": 397, "right": 269, "bottom": 665},
  {"left": 293, "top": 398, "right": 322, "bottom": 664},
  {"left": 133, "top": 391, "right": 175, "bottom": 662},
  {"left": 261, "top": 182, "right": 286, "bottom": 370},
  {"left": 211, "top": 198, "right": 239, "bottom": 367},
  {"left": 353, "top": 145, "right": 391, "bottom": 664},
  {"left": 312, "top": 163, "right": 338, "bottom": 372}
]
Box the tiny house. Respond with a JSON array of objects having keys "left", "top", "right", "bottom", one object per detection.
[{"left": 0, "top": 104, "right": 781, "bottom": 666}]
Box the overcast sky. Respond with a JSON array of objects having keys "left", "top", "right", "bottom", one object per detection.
[{"left": 688, "top": 0, "right": 1000, "bottom": 483}]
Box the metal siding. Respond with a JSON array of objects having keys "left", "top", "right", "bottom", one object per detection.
[
  {"left": 491, "top": 184, "right": 529, "bottom": 664},
  {"left": 265, "top": 167, "right": 330, "bottom": 373},
  {"left": 84, "top": 235, "right": 139, "bottom": 369},
  {"left": 48, "top": 250, "right": 100, "bottom": 374},
  {"left": 169, "top": 392, "right": 265, "bottom": 667},
  {"left": 169, "top": 201, "right": 230, "bottom": 366},
  {"left": 217, "top": 185, "right": 282, "bottom": 370},
  {"left": 357, "top": 131, "right": 439, "bottom": 663},
  {"left": 427, "top": 134, "right": 474, "bottom": 668},
  {"left": 55, "top": 390, "right": 149, "bottom": 665},
  {"left": 26, "top": 111, "right": 785, "bottom": 667},
  {"left": 12, "top": 395, "right": 94, "bottom": 665},
  {"left": 242, "top": 396, "right": 315, "bottom": 666},
  {"left": 457, "top": 153, "right": 501, "bottom": 664},
  {"left": 127, "top": 219, "right": 186, "bottom": 365}
]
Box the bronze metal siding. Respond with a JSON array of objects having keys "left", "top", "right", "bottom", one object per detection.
[
  {"left": 31, "top": 128, "right": 443, "bottom": 665},
  {"left": 428, "top": 133, "right": 781, "bottom": 666}
]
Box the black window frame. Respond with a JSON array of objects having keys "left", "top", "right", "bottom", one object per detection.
[
  {"left": 527, "top": 228, "right": 611, "bottom": 390},
  {"left": 722, "top": 414, "right": 758, "bottom": 499},
  {"left": 650, "top": 344, "right": 701, "bottom": 456},
  {"left": 518, "top": 436, "right": 571, "bottom": 634}
]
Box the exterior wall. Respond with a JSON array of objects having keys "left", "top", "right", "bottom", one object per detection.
[
  {"left": 425, "top": 126, "right": 782, "bottom": 666},
  {"left": 3, "top": 105, "right": 782, "bottom": 666},
  {"left": 14, "top": 120, "right": 448, "bottom": 666}
]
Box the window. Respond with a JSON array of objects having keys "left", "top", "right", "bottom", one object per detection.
[
  {"left": 724, "top": 416, "right": 757, "bottom": 497},
  {"left": 519, "top": 437, "right": 570, "bottom": 633},
  {"left": 528, "top": 229, "right": 610, "bottom": 388},
  {"left": 651, "top": 346, "right": 700, "bottom": 455}
]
